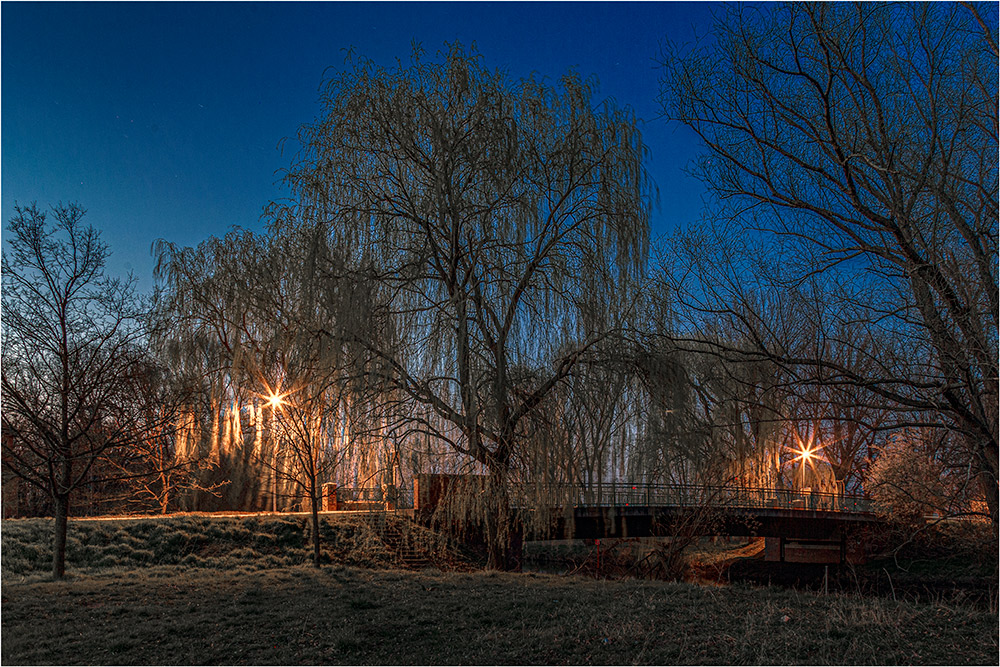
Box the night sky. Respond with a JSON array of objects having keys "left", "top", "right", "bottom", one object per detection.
[{"left": 2, "top": 1, "right": 717, "bottom": 292}]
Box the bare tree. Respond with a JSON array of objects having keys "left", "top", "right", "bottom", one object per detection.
[
  {"left": 247, "top": 221, "right": 376, "bottom": 567},
  {"left": 259, "top": 379, "right": 345, "bottom": 566},
  {"left": 276, "top": 43, "right": 652, "bottom": 568},
  {"left": 155, "top": 219, "right": 386, "bottom": 564},
  {"left": 660, "top": 2, "right": 998, "bottom": 524},
  {"left": 102, "top": 360, "right": 219, "bottom": 514},
  {"left": 1, "top": 203, "right": 169, "bottom": 577}
]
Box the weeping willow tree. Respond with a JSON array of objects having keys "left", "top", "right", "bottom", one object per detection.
[
  {"left": 275, "top": 43, "right": 652, "bottom": 568},
  {"left": 633, "top": 261, "right": 804, "bottom": 494},
  {"left": 156, "top": 203, "right": 411, "bottom": 564},
  {"left": 154, "top": 221, "right": 384, "bottom": 490},
  {"left": 154, "top": 232, "right": 270, "bottom": 511}
]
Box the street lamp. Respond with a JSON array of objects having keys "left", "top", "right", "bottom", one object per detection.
[
  {"left": 262, "top": 386, "right": 290, "bottom": 513},
  {"left": 787, "top": 436, "right": 828, "bottom": 512},
  {"left": 794, "top": 444, "right": 819, "bottom": 489},
  {"left": 781, "top": 431, "right": 816, "bottom": 487}
]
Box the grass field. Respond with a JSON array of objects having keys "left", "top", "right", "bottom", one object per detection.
[
  {"left": 3, "top": 514, "right": 998, "bottom": 665},
  {"left": 4, "top": 564, "right": 997, "bottom": 665}
]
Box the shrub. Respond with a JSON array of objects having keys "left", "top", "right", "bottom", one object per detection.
[{"left": 865, "top": 432, "right": 960, "bottom": 524}]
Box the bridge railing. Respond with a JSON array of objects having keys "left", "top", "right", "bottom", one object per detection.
[
  {"left": 329, "top": 480, "right": 872, "bottom": 514},
  {"left": 333, "top": 485, "right": 415, "bottom": 509},
  {"left": 508, "top": 483, "right": 873, "bottom": 513}
]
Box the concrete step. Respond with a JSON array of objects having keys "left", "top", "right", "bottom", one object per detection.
[{"left": 363, "top": 517, "right": 432, "bottom": 567}]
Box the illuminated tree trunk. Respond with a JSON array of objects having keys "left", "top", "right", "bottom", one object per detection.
[{"left": 209, "top": 400, "right": 220, "bottom": 465}]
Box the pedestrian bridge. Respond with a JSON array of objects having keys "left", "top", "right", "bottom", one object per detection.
[
  {"left": 329, "top": 479, "right": 879, "bottom": 541},
  {"left": 327, "top": 478, "right": 881, "bottom": 564},
  {"left": 507, "top": 483, "right": 878, "bottom": 542}
]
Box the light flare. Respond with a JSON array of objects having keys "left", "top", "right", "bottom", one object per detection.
[
  {"left": 785, "top": 432, "right": 828, "bottom": 466},
  {"left": 794, "top": 444, "right": 821, "bottom": 464},
  {"left": 257, "top": 380, "right": 292, "bottom": 410}
]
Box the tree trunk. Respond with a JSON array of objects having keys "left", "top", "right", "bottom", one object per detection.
[
  {"left": 160, "top": 469, "right": 171, "bottom": 514},
  {"left": 483, "top": 473, "right": 520, "bottom": 571},
  {"left": 310, "top": 490, "right": 322, "bottom": 568},
  {"left": 982, "top": 475, "right": 998, "bottom": 538},
  {"left": 52, "top": 493, "right": 70, "bottom": 579},
  {"left": 485, "top": 514, "right": 505, "bottom": 571}
]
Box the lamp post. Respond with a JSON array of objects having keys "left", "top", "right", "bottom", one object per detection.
[
  {"left": 799, "top": 451, "right": 806, "bottom": 491},
  {"left": 793, "top": 442, "right": 822, "bottom": 510},
  {"left": 267, "top": 391, "right": 286, "bottom": 513},
  {"left": 792, "top": 444, "right": 817, "bottom": 489}
]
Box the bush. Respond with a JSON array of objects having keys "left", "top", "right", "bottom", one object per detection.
[{"left": 864, "top": 431, "right": 973, "bottom": 524}]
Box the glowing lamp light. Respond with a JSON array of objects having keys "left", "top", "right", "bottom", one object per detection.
[{"left": 796, "top": 446, "right": 818, "bottom": 464}]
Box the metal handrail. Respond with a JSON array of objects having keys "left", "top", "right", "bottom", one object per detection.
[
  {"left": 334, "top": 485, "right": 414, "bottom": 508},
  {"left": 507, "top": 482, "right": 873, "bottom": 513},
  {"left": 333, "top": 481, "right": 873, "bottom": 513}
]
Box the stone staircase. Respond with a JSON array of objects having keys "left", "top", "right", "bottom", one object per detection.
[{"left": 366, "top": 515, "right": 432, "bottom": 569}]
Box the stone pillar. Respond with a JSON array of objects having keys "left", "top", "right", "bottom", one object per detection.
[
  {"left": 383, "top": 483, "right": 399, "bottom": 511},
  {"left": 322, "top": 483, "right": 338, "bottom": 511}
]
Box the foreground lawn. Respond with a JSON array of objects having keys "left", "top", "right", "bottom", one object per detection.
[{"left": 3, "top": 565, "right": 996, "bottom": 665}]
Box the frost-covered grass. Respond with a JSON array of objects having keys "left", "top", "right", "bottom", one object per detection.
[
  {"left": 3, "top": 565, "right": 997, "bottom": 665},
  {"left": 3, "top": 514, "right": 996, "bottom": 664},
  {"left": 1, "top": 513, "right": 450, "bottom": 574}
]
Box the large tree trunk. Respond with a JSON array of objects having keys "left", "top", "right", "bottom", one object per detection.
[
  {"left": 483, "top": 472, "right": 521, "bottom": 571},
  {"left": 51, "top": 444, "right": 73, "bottom": 579},
  {"left": 484, "top": 509, "right": 506, "bottom": 571},
  {"left": 52, "top": 492, "right": 70, "bottom": 579},
  {"left": 487, "top": 517, "right": 523, "bottom": 572}
]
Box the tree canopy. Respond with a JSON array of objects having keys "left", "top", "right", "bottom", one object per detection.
[
  {"left": 276, "top": 43, "right": 653, "bottom": 481},
  {"left": 659, "top": 1, "right": 998, "bottom": 523}
]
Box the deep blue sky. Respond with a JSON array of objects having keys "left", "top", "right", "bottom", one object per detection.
[{"left": 2, "top": 1, "right": 717, "bottom": 292}]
